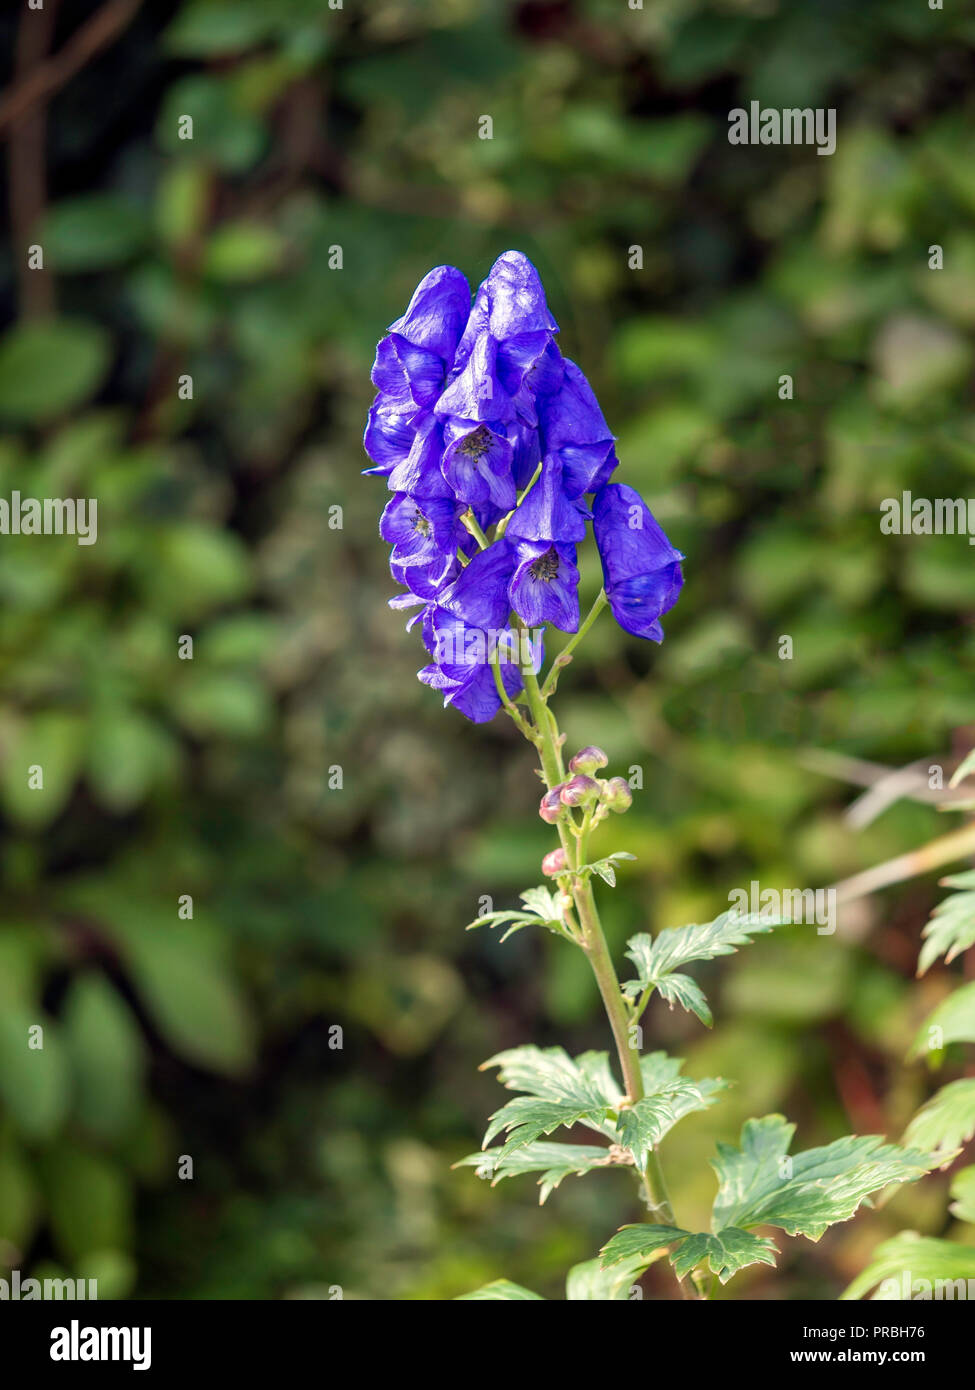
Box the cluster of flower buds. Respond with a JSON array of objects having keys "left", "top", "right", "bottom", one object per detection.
[{"left": 537, "top": 746, "right": 633, "bottom": 828}]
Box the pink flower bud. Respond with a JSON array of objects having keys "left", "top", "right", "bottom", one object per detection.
[
  {"left": 542, "top": 848, "right": 568, "bottom": 877},
  {"left": 559, "top": 775, "right": 600, "bottom": 807},
  {"left": 602, "top": 776, "right": 633, "bottom": 813},
  {"left": 539, "top": 787, "right": 564, "bottom": 824},
  {"left": 568, "top": 745, "right": 609, "bottom": 775}
]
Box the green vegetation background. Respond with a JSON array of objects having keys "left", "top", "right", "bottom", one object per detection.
[{"left": 1, "top": 0, "right": 974, "bottom": 1299}]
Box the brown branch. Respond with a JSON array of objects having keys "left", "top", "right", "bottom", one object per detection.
[
  {"left": 9, "top": 0, "right": 59, "bottom": 317},
  {"left": 0, "top": 0, "right": 142, "bottom": 137}
]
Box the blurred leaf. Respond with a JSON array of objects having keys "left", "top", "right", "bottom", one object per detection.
[
  {"left": 842, "top": 1232, "right": 975, "bottom": 1300},
  {"left": 204, "top": 223, "right": 285, "bottom": 281},
  {"left": 62, "top": 975, "right": 146, "bottom": 1140},
  {"left": 0, "top": 1011, "right": 69, "bottom": 1142},
  {"left": 909, "top": 982, "right": 975, "bottom": 1061},
  {"left": 42, "top": 1146, "right": 132, "bottom": 1264},
  {"left": 456, "top": 1278, "right": 544, "bottom": 1300},
  {"left": 0, "top": 1143, "right": 40, "bottom": 1254},
  {"left": 42, "top": 195, "right": 149, "bottom": 272},
  {"left": 565, "top": 1253, "right": 649, "bottom": 1300},
  {"left": 903, "top": 1080, "right": 975, "bottom": 1163},
  {"left": 0, "top": 712, "right": 86, "bottom": 829},
  {"left": 0, "top": 320, "right": 110, "bottom": 423}
]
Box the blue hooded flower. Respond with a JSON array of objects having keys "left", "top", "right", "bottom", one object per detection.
[
  {"left": 386, "top": 414, "right": 453, "bottom": 499},
  {"left": 592, "top": 483, "right": 684, "bottom": 642},
  {"left": 505, "top": 453, "right": 590, "bottom": 544},
  {"left": 435, "top": 331, "right": 516, "bottom": 426},
  {"left": 418, "top": 637, "right": 525, "bottom": 724},
  {"left": 370, "top": 334, "right": 445, "bottom": 410},
  {"left": 363, "top": 397, "right": 417, "bottom": 475},
  {"left": 452, "top": 250, "right": 558, "bottom": 375},
  {"left": 441, "top": 420, "right": 517, "bottom": 513},
  {"left": 417, "top": 542, "right": 533, "bottom": 723},
  {"left": 509, "top": 541, "right": 580, "bottom": 632},
  {"left": 379, "top": 494, "right": 464, "bottom": 569},
  {"left": 387, "top": 264, "right": 472, "bottom": 362},
  {"left": 538, "top": 360, "right": 618, "bottom": 499}
]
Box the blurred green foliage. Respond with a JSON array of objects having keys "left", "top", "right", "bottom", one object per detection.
[{"left": 1, "top": 0, "right": 974, "bottom": 1299}]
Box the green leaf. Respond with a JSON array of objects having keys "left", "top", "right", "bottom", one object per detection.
[
  {"left": 479, "top": 1046, "right": 616, "bottom": 1153},
  {"left": 0, "top": 712, "right": 86, "bottom": 829},
  {"left": 903, "top": 1079, "right": 975, "bottom": 1163},
  {"left": 600, "top": 1224, "right": 691, "bottom": 1269},
  {"left": 41, "top": 1145, "right": 131, "bottom": 1264},
  {"left": 670, "top": 1229, "right": 779, "bottom": 1285},
  {"left": 204, "top": 223, "right": 285, "bottom": 281},
  {"left": 908, "top": 981, "right": 975, "bottom": 1060},
  {"left": 0, "top": 1143, "right": 40, "bottom": 1251},
  {"left": 0, "top": 1010, "right": 70, "bottom": 1141},
  {"left": 711, "top": 1115, "right": 935, "bottom": 1240},
  {"left": 950, "top": 750, "right": 975, "bottom": 788},
  {"left": 122, "top": 930, "right": 255, "bottom": 1076},
  {"left": 164, "top": 2, "right": 278, "bottom": 56},
  {"left": 918, "top": 878, "right": 975, "bottom": 974},
  {"left": 565, "top": 1254, "right": 647, "bottom": 1300},
  {"left": 625, "top": 910, "right": 784, "bottom": 988},
  {"left": 949, "top": 1166, "right": 975, "bottom": 1225},
  {"left": 62, "top": 975, "right": 145, "bottom": 1140},
  {"left": 465, "top": 886, "right": 565, "bottom": 940},
  {"left": 483, "top": 1094, "right": 610, "bottom": 1155},
  {"left": 578, "top": 852, "right": 636, "bottom": 887},
  {"left": 519, "top": 886, "right": 562, "bottom": 919},
  {"left": 654, "top": 973, "right": 713, "bottom": 1026},
  {"left": 478, "top": 1045, "right": 726, "bottom": 1163},
  {"left": 453, "top": 1141, "right": 623, "bottom": 1205},
  {"left": 600, "top": 1221, "right": 777, "bottom": 1286},
  {"left": 616, "top": 1079, "right": 712, "bottom": 1168},
  {"left": 42, "top": 195, "right": 148, "bottom": 271},
  {"left": 455, "top": 1279, "right": 544, "bottom": 1300},
  {"left": 841, "top": 1232, "right": 975, "bottom": 1300},
  {"left": 0, "top": 319, "right": 111, "bottom": 422}
]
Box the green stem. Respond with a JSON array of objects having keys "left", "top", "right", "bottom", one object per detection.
[
  {"left": 521, "top": 653, "right": 701, "bottom": 1299},
  {"left": 541, "top": 589, "right": 608, "bottom": 698},
  {"left": 462, "top": 509, "right": 490, "bottom": 549}
]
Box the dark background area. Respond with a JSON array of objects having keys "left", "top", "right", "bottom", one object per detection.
[{"left": 1, "top": 0, "right": 974, "bottom": 1299}]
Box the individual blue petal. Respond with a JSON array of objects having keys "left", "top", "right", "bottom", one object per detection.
[
  {"left": 437, "top": 539, "right": 516, "bottom": 631},
  {"left": 592, "top": 483, "right": 684, "bottom": 642},
  {"left": 539, "top": 359, "right": 618, "bottom": 497},
  {"left": 390, "top": 552, "right": 460, "bottom": 604},
  {"left": 387, "top": 265, "right": 472, "bottom": 361},
  {"left": 558, "top": 441, "right": 618, "bottom": 498},
  {"left": 485, "top": 251, "right": 559, "bottom": 338},
  {"left": 523, "top": 338, "right": 565, "bottom": 398},
  {"left": 379, "top": 494, "right": 463, "bottom": 568},
  {"left": 508, "top": 416, "right": 542, "bottom": 491},
  {"left": 363, "top": 397, "right": 416, "bottom": 474},
  {"left": 509, "top": 541, "right": 580, "bottom": 632},
  {"left": 371, "top": 333, "right": 445, "bottom": 409},
  {"left": 505, "top": 454, "right": 590, "bottom": 543},
  {"left": 441, "top": 422, "right": 516, "bottom": 512},
  {"left": 387, "top": 414, "right": 453, "bottom": 498},
  {"left": 417, "top": 656, "right": 520, "bottom": 724},
  {"left": 496, "top": 332, "right": 556, "bottom": 397},
  {"left": 435, "top": 331, "right": 514, "bottom": 425},
  {"left": 448, "top": 657, "right": 524, "bottom": 722},
  {"left": 450, "top": 281, "right": 490, "bottom": 377}
]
